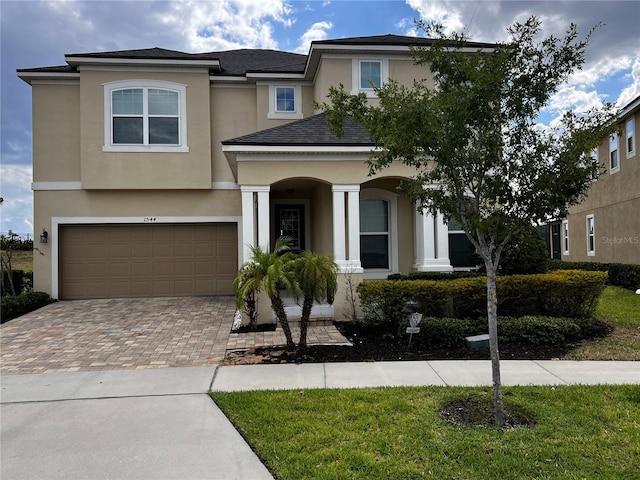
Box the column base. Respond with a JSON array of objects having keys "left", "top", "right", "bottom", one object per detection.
[
  {"left": 336, "top": 260, "right": 363, "bottom": 274},
  {"left": 413, "top": 261, "right": 454, "bottom": 272}
]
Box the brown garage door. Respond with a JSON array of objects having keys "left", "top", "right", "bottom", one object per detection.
[{"left": 60, "top": 224, "right": 237, "bottom": 299}]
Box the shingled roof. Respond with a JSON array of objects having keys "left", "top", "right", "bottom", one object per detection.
[
  {"left": 312, "top": 33, "right": 495, "bottom": 50},
  {"left": 222, "top": 113, "right": 373, "bottom": 147}
]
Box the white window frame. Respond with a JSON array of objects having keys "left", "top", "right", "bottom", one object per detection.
[
  {"left": 267, "top": 84, "right": 303, "bottom": 119},
  {"left": 360, "top": 188, "right": 398, "bottom": 279},
  {"left": 351, "top": 58, "right": 389, "bottom": 97},
  {"left": 103, "top": 80, "right": 188, "bottom": 153},
  {"left": 626, "top": 118, "right": 635, "bottom": 158},
  {"left": 562, "top": 219, "right": 569, "bottom": 255},
  {"left": 609, "top": 133, "right": 619, "bottom": 174},
  {"left": 586, "top": 214, "right": 595, "bottom": 256}
]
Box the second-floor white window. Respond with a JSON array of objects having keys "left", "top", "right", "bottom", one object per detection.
[
  {"left": 275, "top": 86, "right": 295, "bottom": 113},
  {"left": 627, "top": 118, "right": 635, "bottom": 157},
  {"left": 104, "top": 80, "right": 188, "bottom": 153},
  {"left": 352, "top": 58, "right": 389, "bottom": 96},
  {"left": 267, "top": 84, "right": 302, "bottom": 119},
  {"left": 609, "top": 133, "right": 619, "bottom": 173}
]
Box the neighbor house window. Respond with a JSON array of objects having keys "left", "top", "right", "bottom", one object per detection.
[
  {"left": 627, "top": 118, "right": 635, "bottom": 157},
  {"left": 609, "top": 133, "right": 619, "bottom": 173},
  {"left": 352, "top": 59, "right": 388, "bottom": 96},
  {"left": 562, "top": 220, "right": 569, "bottom": 255},
  {"left": 104, "top": 80, "right": 188, "bottom": 152},
  {"left": 586, "top": 214, "right": 595, "bottom": 256},
  {"left": 267, "top": 85, "right": 302, "bottom": 119}
]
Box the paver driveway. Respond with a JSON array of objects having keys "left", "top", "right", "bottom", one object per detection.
[{"left": 0, "top": 296, "right": 236, "bottom": 375}]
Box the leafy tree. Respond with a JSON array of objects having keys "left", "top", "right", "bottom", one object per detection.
[
  {"left": 233, "top": 237, "right": 299, "bottom": 349},
  {"left": 291, "top": 251, "right": 338, "bottom": 349},
  {"left": 323, "top": 17, "right": 617, "bottom": 425},
  {"left": 498, "top": 224, "right": 550, "bottom": 275}
]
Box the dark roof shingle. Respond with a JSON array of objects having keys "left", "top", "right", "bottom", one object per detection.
[{"left": 223, "top": 113, "right": 372, "bottom": 146}]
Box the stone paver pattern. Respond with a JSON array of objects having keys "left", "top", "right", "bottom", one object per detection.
[
  {"left": 1, "top": 296, "right": 236, "bottom": 375},
  {"left": 226, "top": 324, "right": 352, "bottom": 351}
]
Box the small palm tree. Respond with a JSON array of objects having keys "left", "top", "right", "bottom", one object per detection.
[
  {"left": 292, "top": 251, "right": 338, "bottom": 350},
  {"left": 233, "top": 238, "right": 299, "bottom": 349}
]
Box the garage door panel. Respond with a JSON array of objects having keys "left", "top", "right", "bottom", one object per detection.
[{"left": 60, "top": 224, "right": 237, "bottom": 299}]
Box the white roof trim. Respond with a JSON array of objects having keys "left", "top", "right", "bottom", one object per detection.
[
  {"left": 222, "top": 145, "right": 376, "bottom": 154},
  {"left": 65, "top": 56, "right": 220, "bottom": 69}
]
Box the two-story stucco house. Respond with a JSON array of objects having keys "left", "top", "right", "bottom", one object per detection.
[
  {"left": 548, "top": 95, "right": 639, "bottom": 264},
  {"left": 18, "top": 34, "right": 484, "bottom": 319}
]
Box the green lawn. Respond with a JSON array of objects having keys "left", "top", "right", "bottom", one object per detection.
[
  {"left": 0, "top": 250, "right": 33, "bottom": 273},
  {"left": 212, "top": 385, "right": 640, "bottom": 480},
  {"left": 565, "top": 285, "right": 640, "bottom": 360}
]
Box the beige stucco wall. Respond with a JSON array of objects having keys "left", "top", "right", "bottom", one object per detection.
[
  {"left": 313, "top": 58, "right": 352, "bottom": 106},
  {"left": 564, "top": 110, "right": 640, "bottom": 264},
  {"left": 32, "top": 83, "right": 81, "bottom": 182},
  {"left": 78, "top": 69, "right": 212, "bottom": 189}
]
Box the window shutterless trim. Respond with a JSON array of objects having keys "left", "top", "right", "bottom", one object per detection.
[
  {"left": 103, "top": 80, "right": 188, "bottom": 153},
  {"left": 626, "top": 118, "right": 635, "bottom": 158},
  {"left": 586, "top": 214, "right": 595, "bottom": 256}
]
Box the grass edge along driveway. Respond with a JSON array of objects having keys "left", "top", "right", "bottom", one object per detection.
[{"left": 211, "top": 384, "right": 640, "bottom": 480}]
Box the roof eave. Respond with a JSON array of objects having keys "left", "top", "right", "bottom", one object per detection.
[{"left": 17, "top": 71, "right": 80, "bottom": 85}]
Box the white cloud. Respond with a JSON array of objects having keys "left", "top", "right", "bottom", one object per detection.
[
  {"left": 0, "top": 164, "right": 33, "bottom": 235},
  {"left": 405, "top": 0, "right": 465, "bottom": 35},
  {"left": 295, "top": 21, "right": 333, "bottom": 53},
  {"left": 160, "top": 0, "right": 294, "bottom": 51},
  {"left": 617, "top": 57, "right": 640, "bottom": 108}
]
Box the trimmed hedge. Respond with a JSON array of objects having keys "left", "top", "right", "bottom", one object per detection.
[
  {"left": 1, "top": 291, "right": 55, "bottom": 323},
  {"left": 358, "top": 270, "right": 607, "bottom": 334},
  {"left": 387, "top": 271, "right": 483, "bottom": 281},
  {"left": 407, "top": 315, "right": 611, "bottom": 348},
  {"left": 548, "top": 259, "right": 640, "bottom": 289},
  {"left": 1, "top": 269, "right": 32, "bottom": 296}
]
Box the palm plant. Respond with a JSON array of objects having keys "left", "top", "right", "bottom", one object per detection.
[
  {"left": 291, "top": 252, "right": 338, "bottom": 350},
  {"left": 233, "top": 238, "right": 298, "bottom": 349}
]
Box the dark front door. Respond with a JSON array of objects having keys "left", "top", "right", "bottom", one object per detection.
[
  {"left": 551, "top": 223, "right": 561, "bottom": 260},
  {"left": 275, "top": 204, "right": 305, "bottom": 250}
]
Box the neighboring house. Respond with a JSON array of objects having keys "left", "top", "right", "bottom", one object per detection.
[
  {"left": 548, "top": 96, "right": 639, "bottom": 265},
  {"left": 18, "top": 34, "right": 483, "bottom": 319}
]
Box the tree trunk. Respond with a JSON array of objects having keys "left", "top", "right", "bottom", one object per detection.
[
  {"left": 298, "top": 294, "right": 314, "bottom": 350},
  {"left": 486, "top": 264, "right": 505, "bottom": 427},
  {"left": 271, "top": 295, "right": 295, "bottom": 350}
]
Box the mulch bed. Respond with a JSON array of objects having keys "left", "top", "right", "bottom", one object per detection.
[{"left": 224, "top": 322, "right": 582, "bottom": 365}]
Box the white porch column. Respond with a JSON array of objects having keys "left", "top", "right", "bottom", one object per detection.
[
  {"left": 240, "top": 185, "right": 270, "bottom": 263},
  {"left": 332, "top": 186, "right": 346, "bottom": 267},
  {"left": 413, "top": 205, "right": 452, "bottom": 272},
  {"left": 436, "top": 212, "right": 452, "bottom": 269},
  {"left": 332, "top": 185, "right": 363, "bottom": 272},
  {"left": 346, "top": 187, "right": 362, "bottom": 271},
  {"left": 256, "top": 186, "right": 271, "bottom": 251},
  {"left": 240, "top": 186, "right": 256, "bottom": 264}
]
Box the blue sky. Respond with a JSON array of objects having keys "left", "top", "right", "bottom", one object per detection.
[{"left": 1, "top": 0, "right": 639, "bottom": 237}]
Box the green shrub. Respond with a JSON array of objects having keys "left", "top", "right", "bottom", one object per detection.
[
  {"left": 395, "top": 315, "right": 609, "bottom": 348},
  {"left": 358, "top": 270, "right": 607, "bottom": 332},
  {"left": 498, "top": 225, "right": 550, "bottom": 275},
  {"left": 1, "top": 291, "right": 55, "bottom": 323},
  {"left": 1, "top": 269, "right": 32, "bottom": 296},
  {"left": 410, "top": 317, "right": 477, "bottom": 347},
  {"left": 607, "top": 263, "right": 640, "bottom": 289},
  {"left": 387, "top": 271, "right": 482, "bottom": 281},
  {"left": 498, "top": 316, "right": 581, "bottom": 345},
  {"left": 547, "top": 260, "right": 640, "bottom": 289}
]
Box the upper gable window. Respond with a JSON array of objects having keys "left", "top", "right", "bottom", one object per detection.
[
  {"left": 104, "top": 80, "right": 188, "bottom": 153},
  {"left": 627, "top": 118, "right": 635, "bottom": 157},
  {"left": 352, "top": 58, "right": 389, "bottom": 97},
  {"left": 267, "top": 84, "right": 303, "bottom": 119}
]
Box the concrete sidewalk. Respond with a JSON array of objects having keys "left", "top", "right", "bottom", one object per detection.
[
  {"left": 1, "top": 368, "right": 273, "bottom": 480},
  {"left": 211, "top": 360, "right": 640, "bottom": 391}
]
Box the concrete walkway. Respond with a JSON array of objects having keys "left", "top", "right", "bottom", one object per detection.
[
  {"left": 0, "top": 367, "right": 273, "bottom": 480},
  {"left": 211, "top": 360, "right": 640, "bottom": 391}
]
